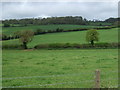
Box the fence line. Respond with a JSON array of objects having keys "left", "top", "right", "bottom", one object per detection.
[
  {"left": 2, "top": 72, "right": 94, "bottom": 80},
  {"left": 101, "top": 71, "right": 118, "bottom": 74},
  {"left": 2, "top": 78, "right": 118, "bottom": 88},
  {"left": 2, "top": 71, "right": 118, "bottom": 80},
  {"left": 2, "top": 80, "right": 94, "bottom": 88},
  {"left": 2, "top": 70, "right": 118, "bottom": 88}
]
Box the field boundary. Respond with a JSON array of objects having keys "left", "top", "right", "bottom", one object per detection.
[
  {"left": 2, "top": 26, "right": 117, "bottom": 41},
  {"left": 2, "top": 78, "right": 118, "bottom": 88},
  {"left": 2, "top": 70, "right": 118, "bottom": 88},
  {"left": 2, "top": 71, "right": 117, "bottom": 80}
]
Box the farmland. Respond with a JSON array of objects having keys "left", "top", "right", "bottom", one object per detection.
[
  {"left": 1, "top": 1, "right": 119, "bottom": 88},
  {"left": 2, "top": 28, "right": 118, "bottom": 48},
  {"left": 2, "top": 25, "right": 118, "bottom": 88},
  {"left": 2, "top": 24, "right": 106, "bottom": 35},
  {"left": 2, "top": 49, "right": 118, "bottom": 88}
]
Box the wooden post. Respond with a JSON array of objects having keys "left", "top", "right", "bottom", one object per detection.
[{"left": 95, "top": 69, "right": 100, "bottom": 88}]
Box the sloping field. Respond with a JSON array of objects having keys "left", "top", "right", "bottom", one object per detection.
[
  {"left": 2, "top": 28, "right": 118, "bottom": 48},
  {"left": 2, "top": 24, "right": 105, "bottom": 35}
]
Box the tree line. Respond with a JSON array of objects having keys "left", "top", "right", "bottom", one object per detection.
[{"left": 2, "top": 16, "right": 119, "bottom": 27}]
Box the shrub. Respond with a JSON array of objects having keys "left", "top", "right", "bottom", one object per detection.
[
  {"left": 34, "top": 44, "right": 49, "bottom": 49},
  {"left": 2, "top": 34, "right": 13, "bottom": 40},
  {"left": 47, "top": 30, "right": 53, "bottom": 33},
  {"left": 34, "top": 29, "right": 44, "bottom": 35},
  {"left": 95, "top": 43, "right": 109, "bottom": 48},
  {"left": 56, "top": 28, "right": 64, "bottom": 32},
  {"left": 3, "top": 23, "right": 10, "bottom": 27},
  {"left": 2, "top": 44, "right": 23, "bottom": 49},
  {"left": 72, "top": 43, "right": 81, "bottom": 48},
  {"left": 2, "top": 34, "right": 8, "bottom": 40},
  {"left": 34, "top": 42, "right": 119, "bottom": 49},
  {"left": 49, "top": 43, "right": 65, "bottom": 48}
]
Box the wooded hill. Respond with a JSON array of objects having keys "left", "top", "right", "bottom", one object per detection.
[{"left": 2, "top": 16, "right": 119, "bottom": 27}]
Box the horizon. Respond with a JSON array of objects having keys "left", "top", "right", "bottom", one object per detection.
[{"left": 1, "top": 15, "right": 118, "bottom": 21}]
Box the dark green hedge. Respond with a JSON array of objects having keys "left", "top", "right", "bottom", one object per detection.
[
  {"left": 2, "top": 42, "right": 119, "bottom": 49},
  {"left": 2, "top": 44, "right": 23, "bottom": 49},
  {"left": 34, "top": 42, "right": 119, "bottom": 49}
]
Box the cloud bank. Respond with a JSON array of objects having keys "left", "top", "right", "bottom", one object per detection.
[{"left": 2, "top": 1, "right": 118, "bottom": 20}]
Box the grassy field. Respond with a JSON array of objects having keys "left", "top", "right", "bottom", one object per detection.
[
  {"left": 2, "top": 24, "right": 105, "bottom": 35},
  {"left": 0, "top": 24, "right": 2, "bottom": 27},
  {"left": 2, "top": 25, "right": 118, "bottom": 88},
  {"left": 2, "top": 49, "right": 118, "bottom": 88},
  {"left": 2, "top": 28, "right": 118, "bottom": 48}
]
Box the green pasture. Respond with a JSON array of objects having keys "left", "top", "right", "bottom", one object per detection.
[
  {"left": 2, "top": 28, "right": 118, "bottom": 48},
  {"left": 0, "top": 24, "right": 3, "bottom": 27},
  {"left": 2, "top": 24, "right": 104, "bottom": 35},
  {"left": 2, "top": 49, "right": 118, "bottom": 88},
  {"left": 89, "top": 22, "right": 112, "bottom": 26}
]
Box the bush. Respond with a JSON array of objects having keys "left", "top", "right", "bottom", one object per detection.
[
  {"left": 2, "top": 44, "right": 23, "bottom": 49},
  {"left": 2, "top": 34, "right": 8, "bottom": 40},
  {"left": 34, "top": 44, "right": 49, "bottom": 49},
  {"left": 34, "top": 42, "right": 119, "bottom": 49},
  {"left": 34, "top": 43, "right": 70, "bottom": 49},
  {"left": 95, "top": 43, "right": 110, "bottom": 48},
  {"left": 47, "top": 30, "right": 53, "bottom": 33},
  {"left": 72, "top": 43, "right": 81, "bottom": 48},
  {"left": 3, "top": 23, "right": 10, "bottom": 27},
  {"left": 34, "top": 29, "right": 45, "bottom": 35},
  {"left": 49, "top": 43, "right": 65, "bottom": 48},
  {"left": 56, "top": 28, "right": 64, "bottom": 32}
]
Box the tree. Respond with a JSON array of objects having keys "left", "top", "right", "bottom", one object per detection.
[
  {"left": 2, "top": 34, "right": 8, "bottom": 40},
  {"left": 34, "top": 29, "right": 43, "bottom": 35},
  {"left": 13, "top": 31, "right": 21, "bottom": 39},
  {"left": 114, "top": 21, "right": 120, "bottom": 27},
  {"left": 19, "top": 30, "right": 34, "bottom": 49},
  {"left": 86, "top": 29, "right": 99, "bottom": 46},
  {"left": 4, "top": 23, "right": 10, "bottom": 27}
]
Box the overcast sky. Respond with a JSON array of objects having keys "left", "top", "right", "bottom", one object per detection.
[{"left": 1, "top": 1, "right": 118, "bottom": 20}]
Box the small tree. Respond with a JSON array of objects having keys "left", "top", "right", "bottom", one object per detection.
[
  {"left": 86, "top": 29, "right": 99, "bottom": 46},
  {"left": 14, "top": 31, "right": 21, "bottom": 39},
  {"left": 114, "top": 21, "right": 120, "bottom": 27},
  {"left": 19, "top": 30, "right": 34, "bottom": 49},
  {"left": 4, "top": 23, "right": 10, "bottom": 27},
  {"left": 2, "top": 34, "right": 8, "bottom": 40}
]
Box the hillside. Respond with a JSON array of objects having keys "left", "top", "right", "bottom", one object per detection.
[
  {"left": 2, "top": 28, "right": 118, "bottom": 48},
  {"left": 2, "top": 24, "right": 106, "bottom": 35}
]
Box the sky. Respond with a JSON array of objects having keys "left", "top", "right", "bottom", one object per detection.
[{"left": 1, "top": 0, "right": 119, "bottom": 20}]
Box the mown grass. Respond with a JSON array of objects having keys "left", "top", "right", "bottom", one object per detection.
[
  {"left": 2, "top": 24, "right": 105, "bottom": 35},
  {"left": 2, "top": 28, "right": 118, "bottom": 48},
  {"left": 2, "top": 49, "right": 118, "bottom": 88}
]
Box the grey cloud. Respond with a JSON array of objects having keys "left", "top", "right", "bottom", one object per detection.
[{"left": 2, "top": 2, "right": 118, "bottom": 20}]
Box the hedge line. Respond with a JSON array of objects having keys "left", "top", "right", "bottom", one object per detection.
[
  {"left": 2, "top": 42, "right": 119, "bottom": 49},
  {"left": 2, "top": 44, "right": 23, "bottom": 49},
  {"left": 34, "top": 26, "right": 116, "bottom": 35},
  {"left": 2, "top": 26, "right": 116, "bottom": 41},
  {"left": 34, "top": 42, "right": 120, "bottom": 49}
]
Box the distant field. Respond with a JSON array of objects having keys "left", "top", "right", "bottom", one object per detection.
[
  {"left": 0, "top": 24, "right": 3, "bottom": 27},
  {"left": 2, "top": 28, "right": 118, "bottom": 48},
  {"left": 2, "top": 24, "right": 105, "bottom": 35},
  {"left": 89, "top": 22, "right": 112, "bottom": 26},
  {"left": 2, "top": 49, "right": 118, "bottom": 88}
]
